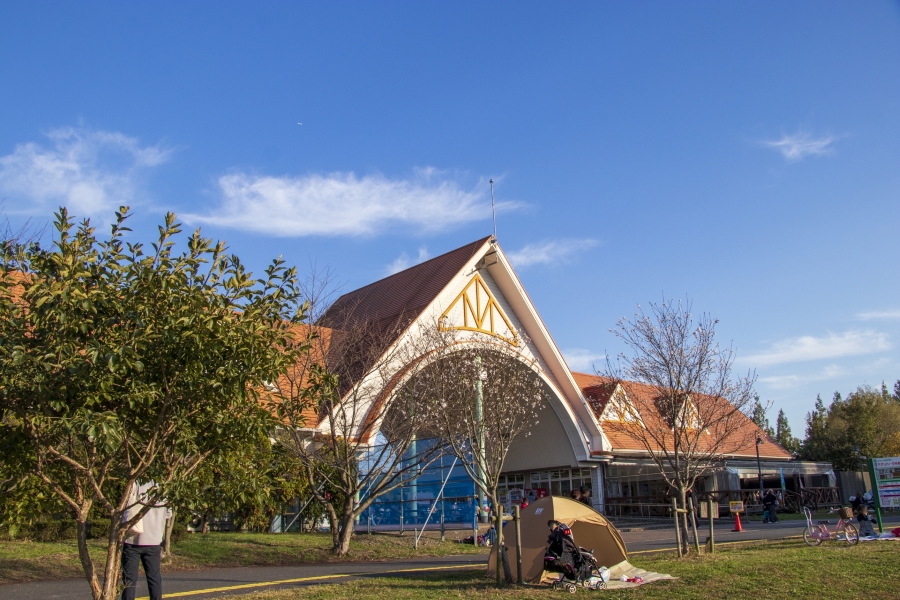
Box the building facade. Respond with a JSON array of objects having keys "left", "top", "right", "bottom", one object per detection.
[{"left": 302, "top": 237, "right": 836, "bottom": 524}]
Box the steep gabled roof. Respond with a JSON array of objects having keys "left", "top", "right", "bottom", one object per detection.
[
  {"left": 315, "top": 237, "right": 493, "bottom": 400},
  {"left": 320, "top": 236, "right": 492, "bottom": 330},
  {"left": 306, "top": 237, "right": 599, "bottom": 456},
  {"left": 572, "top": 371, "right": 792, "bottom": 460}
]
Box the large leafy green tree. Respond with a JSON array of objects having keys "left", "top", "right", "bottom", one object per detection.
[
  {"left": 800, "top": 394, "right": 830, "bottom": 461},
  {"left": 751, "top": 394, "right": 775, "bottom": 438},
  {"left": 176, "top": 434, "right": 312, "bottom": 538},
  {"left": 0, "top": 208, "right": 309, "bottom": 600},
  {"left": 800, "top": 387, "right": 900, "bottom": 469},
  {"left": 774, "top": 409, "right": 799, "bottom": 456}
]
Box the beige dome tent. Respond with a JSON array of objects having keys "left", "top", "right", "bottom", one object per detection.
[{"left": 488, "top": 496, "right": 628, "bottom": 583}]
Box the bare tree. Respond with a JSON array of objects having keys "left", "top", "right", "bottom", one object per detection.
[
  {"left": 421, "top": 332, "right": 551, "bottom": 582},
  {"left": 601, "top": 299, "right": 756, "bottom": 555},
  {"left": 274, "top": 286, "right": 454, "bottom": 557}
]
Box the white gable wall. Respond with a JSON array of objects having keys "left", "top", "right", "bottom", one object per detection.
[
  {"left": 503, "top": 398, "right": 580, "bottom": 471},
  {"left": 326, "top": 238, "right": 610, "bottom": 463},
  {"left": 482, "top": 245, "right": 609, "bottom": 454},
  {"left": 420, "top": 241, "right": 605, "bottom": 462}
]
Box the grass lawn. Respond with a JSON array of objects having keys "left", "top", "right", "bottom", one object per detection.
[
  {"left": 0, "top": 532, "right": 488, "bottom": 585},
  {"left": 224, "top": 539, "right": 900, "bottom": 600}
]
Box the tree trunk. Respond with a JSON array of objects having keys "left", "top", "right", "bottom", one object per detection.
[
  {"left": 326, "top": 503, "right": 340, "bottom": 550},
  {"left": 333, "top": 506, "right": 354, "bottom": 557},
  {"left": 100, "top": 519, "right": 126, "bottom": 600},
  {"left": 162, "top": 507, "right": 177, "bottom": 558},
  {"left": 266, "top": 507, "right": 277, "bottom": 534},
  {"left": 75, "top": 515, "right": 103, "bottom": 600},
  {"left": 494, "top": 506, "right": 504, "bottom": 583},
  {"left": 200, "top": 512, "right": 209, "bottom": 534},
  {"left": 678, "top": 487, "right": 690, "bottom": 555},
  {"left": 232, "top": 514, "right": 245, "bottom": 533}
]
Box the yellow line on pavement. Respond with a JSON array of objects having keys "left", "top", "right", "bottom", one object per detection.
[
  {"left": 136, "top": 562, "right": 484, "bottom": 599},
  {"left": 374, "top": 563, "right": 483, "bottom": 575}
]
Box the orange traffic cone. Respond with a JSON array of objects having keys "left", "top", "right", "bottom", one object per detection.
[{"left": 733, "top": 512, "right": 744, "bottom": 532}]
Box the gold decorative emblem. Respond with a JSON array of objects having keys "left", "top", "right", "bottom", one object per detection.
[{"left": 439, "top": 273, "right": 517, "bottom": 345}]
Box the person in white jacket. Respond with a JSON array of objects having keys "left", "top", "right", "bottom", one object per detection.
[{"left": 121, "top": 481, "right": 171, "bottom": 600}]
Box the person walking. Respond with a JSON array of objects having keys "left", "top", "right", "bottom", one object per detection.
[
  {"left": 121, "top": 481, "right": 171, "bottom": 600},
  {"left": 762, "top": 489, "right": 778, "bottom": 523}
]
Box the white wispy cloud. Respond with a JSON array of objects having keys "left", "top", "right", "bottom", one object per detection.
[
  {"left": 857, "top": 309, "right": 900, "bottom": 321},
  {"left": 184, "top": 168, "right": 521, "bottom": 237},
  {"left": 0, "top": 126, "right": 171, "bottom": 218},
  {"left": 562, "top": 348, "right": 606, "bottom": 372},
  {"left": 762, "top": 131, "right": 837, "bottom": 162},
  {"left": 386, "top": 246, "right": 430, "bottom": 275},
  {"left": 758, "top": 364, "right": 847, "bottom": 390},
  {"left": 743, "top": 330, "right": 891, "bottom": 367},
  {"left": 506, "top": 238, "right": 599, "bottom": 268}
]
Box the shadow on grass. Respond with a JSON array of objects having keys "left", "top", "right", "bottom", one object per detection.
[
  {"left": 0, "top": 556, "right": 86, "bottom": 584},
  {"left": 229, "top": 540, "right": 900, "bottom": 600}
]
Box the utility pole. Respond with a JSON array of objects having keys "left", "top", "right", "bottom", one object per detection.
[
  {"left": 489, "top": 179, "right": 497, "bottom": 240},
  {"left": 755, "top": 436, "right": 764, "bottom": 514},
  {"left": 475, "top": 355, "right": 486, "bottom": 522}
]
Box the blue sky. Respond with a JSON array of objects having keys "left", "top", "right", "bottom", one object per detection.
[{"left": 2, "top": 1, "right": 899, "bottom": 436}]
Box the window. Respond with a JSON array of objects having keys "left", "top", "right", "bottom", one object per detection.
[{"left": 524, "top": 468, "right": 596, "bottom": 497}]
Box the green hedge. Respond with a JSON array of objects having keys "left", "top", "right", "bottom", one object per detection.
[
  {"left": 0, "top": 518, "right": 113, "bottom": 542},
  {"left": 0, "top": 517, "right": 194, "bottom": 543}
]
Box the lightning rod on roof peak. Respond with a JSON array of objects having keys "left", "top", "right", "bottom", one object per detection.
[{"left": 489, "top": 178, "right": 497, "bottom": 242}]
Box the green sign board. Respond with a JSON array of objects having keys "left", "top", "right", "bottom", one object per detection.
[
  {"left": 872, "top": 457, "right": 900, "bottom": 509},
  {"left": 868, "top": 456, "right": 900, "bottom": 534}
]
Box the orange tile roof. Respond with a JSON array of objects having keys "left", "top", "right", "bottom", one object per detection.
[
  {"left": 261, "top": 322, "right": 338, "bottom": 428},
  {"left": 0, "top": 270, "right": 29, "bottom": 303},
  {"left": 571, "top": 371, "right": 792, "bottom": 460}
]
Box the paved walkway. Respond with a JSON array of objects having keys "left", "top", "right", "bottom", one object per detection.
[
  {"left": 5, "top": 514, "right": 898, "bottom": 599},
  {"left": 1, "top": 555, "right": 485, "bottom": 600},
  {"left": 624, "top": 514, "right": 895, "bottom": 552}
]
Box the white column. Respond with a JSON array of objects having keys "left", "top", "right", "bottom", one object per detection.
[{"left": 591, "top": 465, "right": 604, "bottom": 513}]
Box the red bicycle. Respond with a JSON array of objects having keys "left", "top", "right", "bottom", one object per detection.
[{"left": 802, "top": 507, "right": 859, "bottom": 546}]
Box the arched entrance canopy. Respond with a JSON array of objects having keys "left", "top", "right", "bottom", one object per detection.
[{"left": 314, "top": 237, "right": 609, "bottom": 462}]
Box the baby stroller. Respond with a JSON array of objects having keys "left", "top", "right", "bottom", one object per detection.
[{"left": 544, "top": 520, "right": 608, "bottom": 592}]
